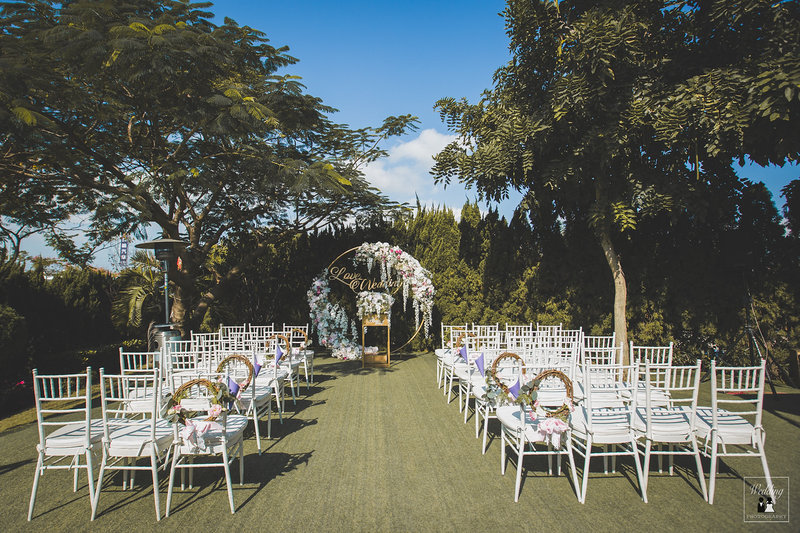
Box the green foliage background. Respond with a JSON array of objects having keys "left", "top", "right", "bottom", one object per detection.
[{"left": 0, "top": 177, "right": 798, "bottom": 412}]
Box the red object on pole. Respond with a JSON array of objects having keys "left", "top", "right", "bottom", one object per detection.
[{"left": 176, "top": 256, "right": 182, "bottom": 270}]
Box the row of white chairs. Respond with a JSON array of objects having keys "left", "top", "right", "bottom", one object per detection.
[
  {"left": 437, "top": 338, "right": 775, "bottom": 505},
  {"left": 29, "top": 324, "right": 316, "bottom": 521},
  {"left": 28, "top": 367, "right": 247, "bottom": 521}
]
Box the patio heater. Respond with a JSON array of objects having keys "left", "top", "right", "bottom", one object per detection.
[{"left": 135, "top": 238, "right": 187, "bottom": 346}]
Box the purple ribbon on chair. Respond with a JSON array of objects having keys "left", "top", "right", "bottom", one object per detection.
[
  {"left": 253, "top": 357, "right": 261, "bottom": 378},
  {"left": 227, "top": 377, "right": 240, "bottom": 409},
  {"left": 475, "top": 352, "right": 485, "bottom": 377},
  {"left": 459, "top": 345, "right": 468, "bottom": 363},
  {"left": 508, "top": 379, "right": 520, "bottom": 400},
  {"left": 275, "top": 345, "right": 284, "bottom": 364}
]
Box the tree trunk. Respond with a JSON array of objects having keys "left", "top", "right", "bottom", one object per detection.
[{"left": 596, "top": 222, "right": 629, "bottom": 366}]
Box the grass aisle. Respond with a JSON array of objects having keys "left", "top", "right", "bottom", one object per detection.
[{"left": 0, "top": 353, "right": 797, "bottom": 532}]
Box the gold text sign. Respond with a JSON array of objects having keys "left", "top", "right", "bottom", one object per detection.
[{"left": 328, "top": 265, "right": 401, "bottom": 293}]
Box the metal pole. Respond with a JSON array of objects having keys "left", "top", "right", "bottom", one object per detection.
[{"left": 163, "top": 260, "right": 170, "bottom": 324}]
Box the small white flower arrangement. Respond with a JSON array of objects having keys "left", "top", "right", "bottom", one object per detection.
[{"left": 356, "top": 291, "right": 394, "bottom": 320}]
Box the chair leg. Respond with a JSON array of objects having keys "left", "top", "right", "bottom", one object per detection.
[
  {"left": 288, "top": 375, "right": 297, "bottom": 405},
  {"left": 556, "top": 447, "right": 562, "bottom": 476},
  {"left": 482, "top": 411, "right": 490, "bottom": 454},
  {"left": 566, "top": 437, "right": 581, "bottom": 503},
  {"left": 631, "top": 436, "right": 647, "bottom": 503},
  {"left": 27, "top": 452, "right": 44, "bottom": 521},
  {"left": 514, "top": 437, "right": 525, "bottom": 502},
  {"left": 239, "top": 441, "right": 244, "bottom": 484},
  {"left": 708, "top": 436, "right": 719, "bottom": 505},
  {"left": 129, "top": 458, "right": 137, "bottom": 490},
  {"left": 757, "top": 438, "right": 775, "bottom": 502},
  {"left": 165, "top": 449, "right": 179, "bottom": 518},
  {"left": 447, "top": 374, "right": 454, "bottom": 403},
  {"left": 73, "top": 454, "right": 80, "bottom": 492},
  {"left": 188, "top": 456, "right": 195, "bottom": 489},
  {"left": 85, "top": 449, "right": 96, "bottom": 511},
  {"left": 501, "top": 430, "right": 507, "bottom": 475},
  {"left": 91, "top": 450, "right": 108, "bottom": 520},
  {"left": 690, "top": 437, "right": 708, "bottom": 502},
  {"left": 253, "top": 404, "right": 262, "bottom": 454},
  {"left": 611, "top": 445, "right": 617, "bottom": 473},
  {"left": 221, "top": 445, "right": 235, "bottom": 514},
  {"left": 668, "top": 445, "right": 674, "bottom": 475},
  {"left": 580, "top": 436, "right": 593, "bottom": 504},
  {"left": 641, "top": 440, "right": 652, "bottom": 500},
  {"left": 267, "top": 398, "right": 273, "bottom": 439},
  {"left": 150, "top": 451, "right": 162, "bottom": 521}
]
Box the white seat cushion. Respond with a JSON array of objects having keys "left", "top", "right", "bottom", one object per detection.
[
  {"left": 633, "top": 406, "right": 694, "bottom": 442},
  {"left": 694, "top": 407, "right": 756, "bottom": 445},
  {"left": 570, "top": 407, "right": 635, "bottom": 444},
  {"left": 44, "top": 419, "right": 104, "bottom": 453},
  {"left": 107, "top": 419, "right": 174, "bottom": 456}
]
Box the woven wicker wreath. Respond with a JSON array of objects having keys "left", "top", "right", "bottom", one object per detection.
[
  {"left": 266, "top": 334, "right": 290, "bottom": 357},
  {"left": 449, "top": 328, "right": 466, "bottom": 347},
  {"left": 290, "top": 328, "right": 310, "bottom": 350},
  {"left": 531, "top": 368, "right": 573, "bottom": 420},
  {"left": 216, "top": 353, "right": 254, "bottom": 393},
  {"left": 172, "top": 378, "right": 223, "bottom": 422},
  {"left": 489, "top": 351, "right": 526, "bottom": 398},
  {"left": 454, "top": 331, "right": 480, "bottom": 354}
]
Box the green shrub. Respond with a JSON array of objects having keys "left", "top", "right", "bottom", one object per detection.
[{"left": 0, "top": 304, "right": 28, "bottom": 384}]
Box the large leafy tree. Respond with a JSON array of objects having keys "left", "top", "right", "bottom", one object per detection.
[
  {"left": 0, "top": 0, "right": 416, "bottom": 332},
  {"left": 433, "top": 0, "right": 799, "bottom": 362}
]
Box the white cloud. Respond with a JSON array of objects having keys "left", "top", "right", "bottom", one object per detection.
[
  {"left": 362, "top": 128, "right": 524, "bottom": 220},
  {"left": 363, "top": 128, "right": 456, "bottom": 203}
]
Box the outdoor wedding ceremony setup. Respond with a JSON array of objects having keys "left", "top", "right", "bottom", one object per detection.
[
  {"left": 15, "top": 239, "right": 790, "bottom": 529},
  {"left": 1, "top": 0, "right": 798, "bottom": 531}
]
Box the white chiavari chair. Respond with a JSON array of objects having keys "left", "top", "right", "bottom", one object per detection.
[
  {"left": 694, "top": 359, "right": 774, "bottom": 505},
  {"left": 28, "top": 367, "right": 100, "bottom": 521},
  {"left": 634, "top": 360, "right": 707, "bottom": 502},
  {"left": 92, "top": 368, "right": 173, "bottom": 521},
  {"left": 570, "top": 360, "right": 646, "bottom": 504}
]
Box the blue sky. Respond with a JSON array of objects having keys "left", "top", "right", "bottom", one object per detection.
[
  {"left": 207, "top": 0, "right": 797, "bottom": 213},
  {"left": 20, "top": 0, "right": 799, "bottom": 266}
]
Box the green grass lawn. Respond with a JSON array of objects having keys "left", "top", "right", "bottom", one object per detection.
[{"left": 1, "top": 353, "right": 797, "bottom": 532}]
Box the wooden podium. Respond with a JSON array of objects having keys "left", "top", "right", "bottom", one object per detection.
[{"left": 362, "top": 314, "right": 390, "bottom": 368}]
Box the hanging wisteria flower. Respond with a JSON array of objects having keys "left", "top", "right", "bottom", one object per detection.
[{"left": 353, "top": 242, "right": 435, "bottom": 336}]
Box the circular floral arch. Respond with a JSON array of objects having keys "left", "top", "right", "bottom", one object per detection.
[{"left": 307, "top": 242, "right": 435, "bottom": 359}]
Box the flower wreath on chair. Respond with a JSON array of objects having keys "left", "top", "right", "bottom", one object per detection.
[
  {"left": 484, "top": 353, "right": 575, "bottom": 421},
  {"left": 483, "top": 352, "right": 575, "bottom": 447}
]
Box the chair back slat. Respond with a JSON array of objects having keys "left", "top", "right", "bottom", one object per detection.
[
  {"left": 32, "top": 367, "right": 93, "bottom": 448},
  {"left": 710, "top": 359, "right": 766, "bottom": 429}
]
